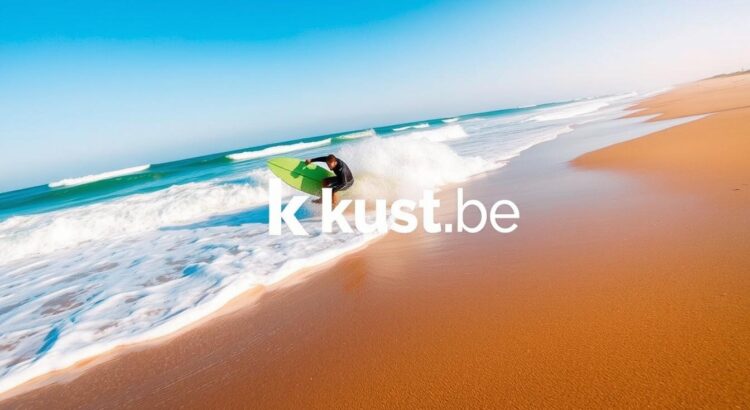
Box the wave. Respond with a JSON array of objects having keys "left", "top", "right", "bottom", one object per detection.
[
  {"left": 528, "top": 100, "right": 610, "bottom": 122},
  {"left": 0, "top": 177, "right": 277, "bottom": 264},
  {"left": 403, "top": 124, "right": 468, "bottom": 143},
  {"left": 335, "top": 129, "right": 489, "bottom": 202},
  {"left": 48, "top": 165, "right": 151, "bottom": 188},
  {"left": 527, "top": 92, "right": 642, "bottom": 123},
  {"left": 393, "top": 122, "right": 430, "bottom": 131},
  {"left": 335, "top": 129, "right": 376, "bottom": 141},
  {"left": 489, "top": 125, "right": 574, "bottom": 164},
  {"left": 441, "top": 117, "right": 460, "bottom": 123},
  {"left": 227, "top": 138, "right": 331, "bottom": 161},
  {"left": 604, "top": 91, "right": 638, "bottom": 101}
]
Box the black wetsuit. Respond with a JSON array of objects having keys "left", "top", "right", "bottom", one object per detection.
[{"left": 310, "top": 156, "right": 354, "bottom": 193}]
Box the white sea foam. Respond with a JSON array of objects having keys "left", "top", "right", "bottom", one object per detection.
[
  {"left": 442, "top": 117, "right": 460, "bottom": 123},
  {"left": 0, "top": 180, "right": 272, "bottom": 263},
  {"left": 488, "top": 125, "right": 574, "bottom": 163},
  {"left": 0, "top": 217, "right": 382, "bottom": 395},
  {"left": 528, "top": 100, "right": 610, "bottom": 122},
  {"left": 336, "top": 135, "right": 490, "bottom": 201},
  {"left": 640, "top": 87, "right": 671, "bottom": 98},
  {"left": 228, "top": 138, "right": 332, "bottom": 161},
  {"left": 48, "top": 165, "right": 151, "bottom": 188}
]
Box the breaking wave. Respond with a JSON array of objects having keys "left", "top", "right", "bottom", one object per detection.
[{"left": 0, "top": 179, "right": 272, "bottom": 263}]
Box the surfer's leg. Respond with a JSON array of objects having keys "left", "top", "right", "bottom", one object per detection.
[
  {"left": 329, "top": 179, "right": 352, "bottom": 206},
  {"left": 330, "top": 184, "right": 343, "bottom": 206},
  {"left": 314, "top": 177, "right": 339, "bottom": 204}
]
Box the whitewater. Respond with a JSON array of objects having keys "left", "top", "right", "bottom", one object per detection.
[{"left": 0, "top": 93, "right": 642, "bottom": 394}]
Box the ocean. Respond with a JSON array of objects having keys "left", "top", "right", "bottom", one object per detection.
[{"left": 0, "top": 92, "right": 642, "bottom": 393}]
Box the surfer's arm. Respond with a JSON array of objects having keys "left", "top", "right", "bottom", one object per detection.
[{"left": 306, "top": 156, "right": 327, "bottom": 164}]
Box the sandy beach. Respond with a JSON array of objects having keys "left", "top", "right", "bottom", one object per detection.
[{"left": 3, "top": 74, "right": 749, "bottom": 408}]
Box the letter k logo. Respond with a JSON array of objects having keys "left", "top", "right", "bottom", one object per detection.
[{"left": 268, "top": 178, "right": 309, "bottom": 236}]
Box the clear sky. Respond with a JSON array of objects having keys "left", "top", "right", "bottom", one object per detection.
[{"left": 1, "top": 0, "right": 748, "bottom": 192}]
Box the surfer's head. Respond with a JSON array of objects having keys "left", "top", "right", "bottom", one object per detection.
[{"left": 325, "top": 154, "right": 337, "bottom": 169}]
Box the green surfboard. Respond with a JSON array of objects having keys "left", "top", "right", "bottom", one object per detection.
[{"left": 266, "top": 157, "right": 334, "bottom": 196}]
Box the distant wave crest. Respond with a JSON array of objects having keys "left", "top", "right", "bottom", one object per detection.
[
  {"left": 393, "top": 122, "right": 430, "bottom": 131},
  {"left": 335, "top": 129, "right": 376, "bottom": 140},
  {"left": 227, "top": 138, "right": 332, "bottom": 161},
  {"left": 48, "top": 165, "right": 151, "bottom": 188}
]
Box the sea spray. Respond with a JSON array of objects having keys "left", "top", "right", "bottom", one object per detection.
[{"left": 335, "top": 131, "right": 489, "bottom": 202}]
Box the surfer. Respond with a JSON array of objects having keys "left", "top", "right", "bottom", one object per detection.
[{"left": 305, "top": 154, "right": 353, "bottom": 205}]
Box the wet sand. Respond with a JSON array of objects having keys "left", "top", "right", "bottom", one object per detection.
[
  {"left": 3, "top": 75, "right": 750, "bottom": 408},
  {"left": 577, "top": 73, "right": 750, "bottom": 208}
]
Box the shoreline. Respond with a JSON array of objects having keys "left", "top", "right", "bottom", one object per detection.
[
  {"left": 0, "top": 149, "right": 508, "bottom": 399},
  {"left": 3, "top": 75, "right": 749, "bottom": 407}
]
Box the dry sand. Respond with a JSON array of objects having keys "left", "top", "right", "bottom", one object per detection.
[{"left": 3, "top": 74, "right": 749, "bottom": 408}]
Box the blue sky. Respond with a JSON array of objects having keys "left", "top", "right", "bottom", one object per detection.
[{"left": 1, "top": 0, "right": 749, "bottom": 192}]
